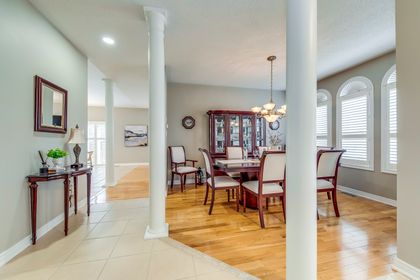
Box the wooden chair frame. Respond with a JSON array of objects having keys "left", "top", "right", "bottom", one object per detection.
[
  {"left": 199, "top": 148, "right": 239, "bottom": 215},
  {"left": 168, "top": 146, "right": 198, "bottom": 192},
  {"left": 242, "top": 151, "right": 286, "bottom": 228}
]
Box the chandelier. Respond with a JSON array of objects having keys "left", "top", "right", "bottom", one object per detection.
[{"left": 251, "top": 55, "right": 287, "bottom": 123}]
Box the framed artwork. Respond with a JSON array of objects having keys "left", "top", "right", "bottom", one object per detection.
[{"left": 124, "top": 125, "right": 148, "bottom": 147}]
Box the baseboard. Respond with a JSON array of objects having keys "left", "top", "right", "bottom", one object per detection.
[
  {"left": 114, "top": 162, "right": 149, "bottom": 167},
  {"left": 337, "top": 185, "right": 396, "bottom": 207},
  {"left": 0, "top": 198, "right": 87, "bottom": 267},
  {"left": 393, "top": 257, "right": 420, "bottom": 279}
]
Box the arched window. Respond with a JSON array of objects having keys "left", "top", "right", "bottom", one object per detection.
[
  {"left": 316, "top": 89, "right": 332, "bottom": 147},
  {"left": 336, "top": 77, "right": 374, "bottom": 170},
  {"left": 381, "top": 65, "right": 397, "bottom": 173}
]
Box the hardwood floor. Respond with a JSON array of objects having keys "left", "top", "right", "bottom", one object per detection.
[
  {"left": 105, "top": 167, "right": 149, "bottom": 200},
  {"left": 108, "top": 167, "right": 397, "bottom": 279}
]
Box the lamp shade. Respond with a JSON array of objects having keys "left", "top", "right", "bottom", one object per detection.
[{"left": 68, "top": 126, "right": 85, "bottom": 144}]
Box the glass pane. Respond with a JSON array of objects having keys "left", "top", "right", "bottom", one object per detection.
[
  {"left": 97, "top": 139, "right": 106, "bottom": 165},
  {"left": 96, "top": 123, "right": 106, "bottom": 138},
  {"left": 256, "top": 117, "right": 264, "bottom": 147},
  {"left": 242, "top": 116, "right": 252, "bottom": 152},
  {"left": 229, "top": 116, "right": 240, "bottom": 146},
  {"left": 214, "top": 115, "right": 225, "bottom": 153}
]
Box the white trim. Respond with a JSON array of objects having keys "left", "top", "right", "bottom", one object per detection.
[
  {"left": 317, "top": 89, "right": 332, "bottom": 147},
  {"left": 336, "top": 76, "right": 374, "bottom": 171},
  {"left": 393, "top": 257, "right": 420, "bottom": 280},
  {"left": 115, "top": 162, "right": 149, "bottom": 167},
  {"left": 381, "top": 65, "right": 397, "bottom": 174},
  {"left": 144, "top": 223, "right": 169, "bottom": 239},
  {"left": 337, "top": 185, "right": 396, "bottom": 207},
  {"left": 0, "top": 198, "right": 87, "bottom": 267}
]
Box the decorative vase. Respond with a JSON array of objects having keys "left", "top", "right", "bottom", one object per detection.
[{"left": 52, "top": 158, "right": 63, "bottom": 170}]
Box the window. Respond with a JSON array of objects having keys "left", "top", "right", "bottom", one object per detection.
[
  {"left": 336, "top": 77, "right": 374, "bottom": 170},
  {"left": 316, "top": 90, "right": 332, "bottom": 147},
  {"left": 381, "top": 65, "right": 397, "bottom": 173},
  {"left": 88, "top": 121, "right": 106, "bottom": 165}
]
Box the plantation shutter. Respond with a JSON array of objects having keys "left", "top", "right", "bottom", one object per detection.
[{"left": 316, "top": 104, "right": 328, "bottom": 146}]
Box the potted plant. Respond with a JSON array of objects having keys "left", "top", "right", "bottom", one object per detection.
[{"left": 47, "top": 148, "right": 68, "bottom": 169}]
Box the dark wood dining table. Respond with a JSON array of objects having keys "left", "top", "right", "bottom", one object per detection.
[{"left": 213, "top": 158, "right": 261, "bottom": 209}]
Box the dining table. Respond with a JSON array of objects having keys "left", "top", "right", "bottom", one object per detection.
[{"left": 213, "top": 158, "right": 261, "bottom": 209}]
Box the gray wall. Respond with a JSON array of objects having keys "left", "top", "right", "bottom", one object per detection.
[
  {"left": 88, "top": 107, "right": 149, "bottom": 163},
  {"left": 167, "top": 83, "right": 286, "bottom": 168},
  {"left": 396, "top": 0, "right": 420, "bottom": 270},
  {"left": 0, "top": 0, "right": 87, "bottom": 254},
  {"left": 318, "top": 52, "right": 396, "bottom": 199}
]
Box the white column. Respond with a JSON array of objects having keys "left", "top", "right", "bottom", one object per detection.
[
  {"left": 104, "top": 78, "right": 116, "bottom": 187},
  {"left": 143, "top": 7, "right": 168, "bottom": 239},
  {"left": 285, "top": 0, "right": 317, "bottom": 279}
]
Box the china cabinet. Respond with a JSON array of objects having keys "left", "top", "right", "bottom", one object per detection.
[{"left": 207, "top": 110, "right": 266, "bottom": 158}]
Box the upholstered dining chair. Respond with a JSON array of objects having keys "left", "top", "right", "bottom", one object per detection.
[
  {"left": 241, "top": 151, "right": 286, "bottom": 228},
  {"left": 199, "top": 148, "right": 240, "bottom": 215},
  {"left": 168, "top": 146, "right": 198, "bottom": 192},
  {"left": 226, "top": 146, "right": 243, "bottom": 178},
  {"left": 316, "top": 149, "right": 346, "bottom": 217}
]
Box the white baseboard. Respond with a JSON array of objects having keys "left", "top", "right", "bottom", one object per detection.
[
  {"left": 144, "top": 224, "right": 169, "bottom": 240},
  {"left": 114, "top": 162, "right": 149, "bottom": 167},
  {"left": 393, "top": 257, "right": 420, "bottom": 279},
  {"left": 0, "top": 198, "right": 87, "bottom": 267},
  {"left": 337, "top": 185, "right": 396, "bottom": 207}
]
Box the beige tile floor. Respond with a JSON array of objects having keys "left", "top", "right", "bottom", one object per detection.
[
  {"left": 373, "top": 273, "right": 411, "bottom": 280},
  {"left": 0, "top": 198, "right": 257, "bottom": 280}
]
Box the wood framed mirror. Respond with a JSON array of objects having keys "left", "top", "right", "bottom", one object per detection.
[{"left": 34, "top": 76, "right": 67, "bottom": 134}]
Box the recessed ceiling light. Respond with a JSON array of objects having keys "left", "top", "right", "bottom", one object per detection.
[{"left": 102, "top": 36, "right": 115, "bottom": 45}]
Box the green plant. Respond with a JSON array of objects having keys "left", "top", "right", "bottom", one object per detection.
[{"left": 47, "top": 148, "right": 68, "bottom": 159}]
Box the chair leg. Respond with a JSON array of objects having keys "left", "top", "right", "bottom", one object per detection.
[
  {"left": 194, "top": 172, "right": 197, "bottom": 188},
  {"left": 243, "top": 189, "right": 247, "bottom": 212},
  {"left": 208, "top": 188, "right": 216, "bottom": 215},
  {"left": 232, "top": 189, "right": 235, "bottom": 199},
  {"left": 332, "top": 189, "right": 340, "bottom": 217},
  {"left": 180, "top": 175, "right": 184, "bottom": 192},
  {"left": 327, "top": 192, "right": 331, "bottom": 200},
  {"left": 227, "top": 190, "right": 230, "bottom": 202},
  {"left": 317, "top": 209, "right": 320, "bottom": 220},
  {"left": 280, "top": 196, "right": 286, "bottom": 223},
  {"left": 257, "top": 197, "right": 265, "bottom": 228},
  {"left": 266, "top": 197, "right": 269, "bottom": 210},
  {"left": 183, "top": 175, "right": 187, "bottom": 188},
  {"left": 170, "top": 173, "right": 174, "bottom": 190},
  {"left": 204, "top": 183, "right": 209, "bottom": 205},
  {"left": 235, "top": 188, "right": 239, "bottom": 212}
]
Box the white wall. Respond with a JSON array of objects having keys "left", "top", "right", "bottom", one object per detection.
[
  {"left": 395, "top": 0, "right": 420, "bottom": 274},
  {"left": 0, "top": 0, "right": 87, "bottom": 256}
]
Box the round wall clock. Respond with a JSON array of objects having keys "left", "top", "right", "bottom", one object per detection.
[
  {"left": 269, "top": 120, "right": 280, "bottom": 130},
  {"left": 182, "top": 116, "right": 195, "bottom": 129}
]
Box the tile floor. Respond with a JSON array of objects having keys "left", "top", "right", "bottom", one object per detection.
[
  {"left": 373, "top": 273, "right": 411, "bottom": 280},
  {"left": 0, "top": 198, "right": 257, "bottom": 280}
]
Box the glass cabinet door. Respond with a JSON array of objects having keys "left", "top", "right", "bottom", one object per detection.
[
  {"left": 256, "top": 117, "right": 265, "bottom": 147},
  {"left": 214, "top": 115, "right": 225, "bottom": 153},
  {"left": 229, "top": 115, "right": 240, "bottom": 146},
  {"left": 242, "top": 116, "right": 253, "bottom": 152}
]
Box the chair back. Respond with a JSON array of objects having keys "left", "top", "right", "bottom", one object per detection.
[
  {"left": 260, "top": 151, "right": 286, "bottom": 182},
  {"left": 226, "top": 146, "right": 243, "bottom": 159},
  {"left": 169, "top": 146, "right": 186, "bottom": 164},
  {"left": 317, "top": 149, "right": 346, "bottom": 179},
  {"left": 199, "top": 148, "right": 214, "bottom": 178}
]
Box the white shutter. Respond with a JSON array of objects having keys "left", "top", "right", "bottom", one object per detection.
[{"left": 316, "top": 104, "right": 328, "bottom": 146}]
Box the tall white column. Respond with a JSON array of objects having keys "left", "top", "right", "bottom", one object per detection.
[
  {"left": 143, "top": 7, "right": 168, "bottom": 239},
  {"left": 104, "top": 78, "right": 116, "bottom": 187},
  {"left": 285, "top": 0, "right": 317, "bottom": 279}
]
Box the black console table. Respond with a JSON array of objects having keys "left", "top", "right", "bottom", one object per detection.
[{"left": 26, "top": 167, "right": 92, "bottom": 244}]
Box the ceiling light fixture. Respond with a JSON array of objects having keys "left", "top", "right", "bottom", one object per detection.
[
  {"left": 251, "top": 55, "right": 287, "bottom": 123},
  {"left": 102, "top": 36, "right": 115, "bottom": 45}
]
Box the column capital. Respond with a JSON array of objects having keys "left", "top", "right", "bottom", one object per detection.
[
  {"left": 102, "top": 78, "right": 113, "bottom": 83},
  {"left": 143, "top": 7, "right": 167, "bottom": 25}
]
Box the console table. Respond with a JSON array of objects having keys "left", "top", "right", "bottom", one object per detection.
[{"left": 26, "top": 167, "right": 92, "bottom": 244}]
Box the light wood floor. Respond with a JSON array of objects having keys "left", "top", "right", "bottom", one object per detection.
[
  {"left": 107, "top": 167, "right": 397, "bottom": 280},
  {"left": 106, "top": 167, "right": 149, "bottom": 200}
]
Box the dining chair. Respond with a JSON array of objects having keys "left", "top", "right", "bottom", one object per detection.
[
  {"left": 316, "top": 146, "right": 334, "bottom": 199},
  {"left": 199, "top": 148, "right": 240, "bottom": 215},
  {"left": 241, "top": 151, "right": 286, "bottom": 228},
  {"left": 168, "top": 146, "right": 198, "bottom": 192},
  {"left": 226, "top": 146, "right": 243, "bottom": 178},
  {"left": 257, "top": 146, "right": 268, "bottom": 157},
  {"left": 316, "top": 149, "right": 346, "bottom": 217}
]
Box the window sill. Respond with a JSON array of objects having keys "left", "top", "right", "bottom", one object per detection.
[
  {"left": 340, "top": 163, "right": 374, "bottom": 172},
  {"left": 381, "top": 169, "right": 397, "bottom": 175}
]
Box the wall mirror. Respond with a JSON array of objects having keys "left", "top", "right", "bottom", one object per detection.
[{"left": 34, "top": 76, "right": 67, "bottom": 134}]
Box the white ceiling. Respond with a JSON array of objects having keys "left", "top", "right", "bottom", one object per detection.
[{"left": 30, "top": 0, "right": 395, "bottom": 108}]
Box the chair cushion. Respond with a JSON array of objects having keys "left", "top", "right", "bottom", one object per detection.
[
  {"left": 226, "top": 172, "right": 241, "bottom": 178},
  {"left": 173, "top": 166, "right": 198, "bottom": 174},
  {"left": 242, "top": 180, "right": 283, "bottom": 195},
  {"left": 317, "top": 179, "right": 334, "bottom": 190},
  {"left": 207, "top": 176, "right": 240, "bottom": 188}
]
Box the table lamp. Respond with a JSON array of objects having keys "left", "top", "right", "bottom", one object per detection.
[{"left": 68, "top": 124, "right": 85, "bottom": 168}]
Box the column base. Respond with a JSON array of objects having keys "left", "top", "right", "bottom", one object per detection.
[{"left": 144, "top": 223, "right": 169, "bottom": 239}]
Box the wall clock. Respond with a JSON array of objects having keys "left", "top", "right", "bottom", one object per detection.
[
  {"left": 182, "top": 116, "right": 195, "bottom": 129},
  {"left": 269, "top": 120, "right": 280, "bottom": 130}
]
